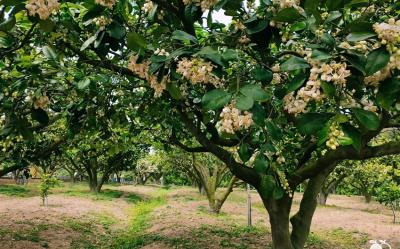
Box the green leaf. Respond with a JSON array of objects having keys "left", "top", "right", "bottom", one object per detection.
[
  {"left": 42, "top": 46, "right": 57, "bottom": 61},
  {"left": 235, "top": 93, "right": 254, "bottom": 111},
  {"left": 196, "top": 46, "right": 225, "bottom": 67},
  {"left": 107, "top": 22, "right": 126, "bottom": 39},
  {"left": 273, "top": 8, "right": 303, "bottom": 23},
  {"left": 321, "top": 81, "right": 335, "bottom": 97},
  {"left": 254, "top": 154, "right": 269, "bottom": 174},
  {"left": 273, "top": 187, "right": 284, "bottom": 200},
  {"left": 344, "top": 52, "right": 366, "bottom": 75},
  {"left": 311, "top": 49, "right": 332, "bottom": 61},
  {"left": 352, "top": 108, "right": 380, "bottom": 130},
  {"left": 251, "top": 103, "right": 266, "bottom": 126},
  {"left": 338, "top": 136, "right": 353, "bottom": 146},
  {"left": 266, "top": 121, "right": 282, "bottom": 140},
  {"left": 342, "top": 124, "right": 362, "bottom": 152},
  {"left": 166, "top": 82, "right": 182, "bottom": 100},
  {"left": 0, "top": 33, "right": 13, "bottom": 48},
  {"left": 80, "top": 35, "right": 97, "bottom": 51},
  {"left": 317, "top": 123, "right": 330, "bottom": 146},
  {"left": 77, "top": 78, "right": 91, "bottom": 90},
  {"left": 259, "top": 175, "right": 276, "bottom": 198},
  {"left": 304, "top": 0, "right": 321, "bottom": 23},
  {"left": 326, "top": 0, "right": 344, "bottom": 11},
  {"left": 0, "top": 16, "right": 16, "bottom": 31},
  {"left": 171, "top": 30, "right": 198, "bottom": 43},
  {"left": 240, "top": 84, "right": 269, "bottom": 101},
  {"left": 290, "top": 22, "right": 307, "bottom": 32},
  {"left": 221, "top": 49, "right": 238, "bottom": 61},
  {"left": 31, "top": 108, "right": 49, "bottom": 125},
  {"left": 39, "top": 19, "right": 55, "bottom": 32},
  {"left": 287, "top": 73, "right": 308, "bottom": 92},
  {"left": 82, "top": 5, "right": 105, "bottom": 22},
  {"left": 377, "top": 77, "right": 400, "bottom": 109},
  {"left": 252, "top": 67, "right": 273, "bottom": 83},
  {"left": 365, "top": 47, "right": 390, "bottom": 76},
  {"left": 239, "top": 143, "right": 251, "bottom": 163},
  {"left": 296, "top": 113, "right": 333, "bottom": 135},
  {"left": 202, "top": 89, "right": 232, "bottom": 110},
  {"left": 280, "top": 56, "right": 310, "bottom": 71},
  {"left": 127, "top": 32, "right": 147, "bottom": 51},
  {"left": 346, "top": 32, "right": 376, "bottom": 42},
  {"left": 325, "top": 11, "right": 342, "bottom": 23},
  {"left": 246, "top": 20, "right": 269, "bottom": 34}
]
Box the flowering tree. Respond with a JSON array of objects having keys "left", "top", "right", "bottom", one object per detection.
[{"left": 1, "top": 0, "right": 400, "bottom": 248}]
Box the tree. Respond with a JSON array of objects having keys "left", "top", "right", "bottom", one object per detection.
[
  {"left": 190, "top": 152, "right": 238, "bottom": 213},
  {"left": 342, "top": 160, "right": 392, "bottom": 203},
  {"left": 317, "top": 164, "right": 348, "bottom": 205},
  {"left": 65, "top": 128, "right": 148, "bottom": 192},
  {"left": 2, "top": 1, "right": 400, "bottom": 248}
]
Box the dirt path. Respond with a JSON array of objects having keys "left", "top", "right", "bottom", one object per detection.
[{"left": 0, "top": 194, "right": 130, "bottom": 249}]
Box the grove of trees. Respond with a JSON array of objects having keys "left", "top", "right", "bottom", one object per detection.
[{"left": 1, "top": 0, "right": 400, "bottom": 249}]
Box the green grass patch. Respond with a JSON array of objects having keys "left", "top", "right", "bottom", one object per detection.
[
  {"left": 141, "top": 225, "right": 269, "bottom": 249},
  {"left": 306, "top": 228, "right": 368, "bottom": 249},
  {"left": 12, "top": 223, "right": 49, "bottom": 243},
  {"left": 125, "top": 193, "right": 143, "bottom": 203},
  {"left": 63, "top": 189, "right": 124, "bottom": 201},
  {"left": 0, "top": 184, "right": 30, "bottom": 197},
  {"left": 112, "top": 189, "right": 168, "bottom": 248}
]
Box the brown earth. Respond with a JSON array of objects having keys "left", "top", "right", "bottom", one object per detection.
[{"left": 0, "top": 182, "right": 399, "bottom": 249}]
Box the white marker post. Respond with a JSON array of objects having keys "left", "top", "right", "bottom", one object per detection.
[{"left": 247, "top": 183, "right": 252, "bottom": 227}]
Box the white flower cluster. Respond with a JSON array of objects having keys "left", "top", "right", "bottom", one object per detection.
[
  {"left": 283, "top": 92, "right": 308, "bottom": 115},
  {"left": 271, "top": 64, "right": 282, "bottom": 84},
  {"left": 365, "top": 19, "right": 400, "bottom": 86},
  {"left": 94, "top": 16, "right": 112, "bottom": 30},
  {"left": 219, "top": 102, "right": 253, "bottom": 134},
  {"left": 34, "top": 95, "right": 50, "bottom": 109},
  {"left": 317, "top": 61, "right": 351, "bottom": 86},
  {"left": 272, "top": 0, "right": 300, "bottom": 10},
  {"left": 182, "top": 0, "right": 218, "bottom": 11},
  {"left": 339, "top": 41, "right": 371, "bottom": 53},
  {"left": 360, "top": 98, "right": 378, "bottom": 112},
  {"left": 284, "top": 57, "right": 350, "bottom": 115},
  {"left": 276, "top": 169, "right": 291, "bottom": 194},
  {"left": 326, "top": 123, "right": 344, "bottom": 150},
  {"left": 142, "top": 0, "right": 154, "bottom": 13},
  {"left": 154, "top": 48, "right": 170, "bottom": 56},
  {"left": 238, "top": 35, "right": 251, "bottom": 44},
  {"left": 128, "top": 55, "right": 167, "bottom": 97},
  {"left": 233, "top": 21, "right": 246, "bottom": 31},
  {"left": 26, "top": 0, "right": 60, "bottom": 20},
  {"left": 373, "top": 18, "right": 400, "bottom": 47},
  {"left": 95, "top": 0, "right": 116, "bottom": 9},
  {"left": 176, "top": 58, "right": 222, "bottom": 87}
]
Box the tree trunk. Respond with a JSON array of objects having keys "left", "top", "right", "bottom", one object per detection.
[
  {"left": 363, "top": 191, "right": 372, "bottom": 203},
  {"left": 263, "top": 195, "right": 294, "bottom": 249},
  {"left": 317, "top": 189, "right": 328, "bottom": 205},
  {"left": 391, "top": 202, "right": 396, "bottom": 223}
]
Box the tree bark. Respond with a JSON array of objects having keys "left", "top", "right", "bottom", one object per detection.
[
  {"left": 290, "top": 174, "right": 326, "bottom": 249},
  {"left": 262, "top": 195, "right": 294, "bottom": 249},
  {"left": 317, "top": 189, "right": 328, "bottom": 205},
  {"left": 363, "top": 192, "right": 372, "bottom": 203}
]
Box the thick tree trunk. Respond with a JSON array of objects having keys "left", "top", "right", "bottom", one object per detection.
[{"left": 263, "top": 195, "right": 294, "bottom": 249}]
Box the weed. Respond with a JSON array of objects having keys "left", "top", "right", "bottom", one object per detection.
[{"left": 0, "top": 184, "right": 30, "bottom": 197}]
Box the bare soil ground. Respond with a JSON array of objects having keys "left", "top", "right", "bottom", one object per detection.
[{"left": 0, "top": 180, "right": 399, "bottom": 249}]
